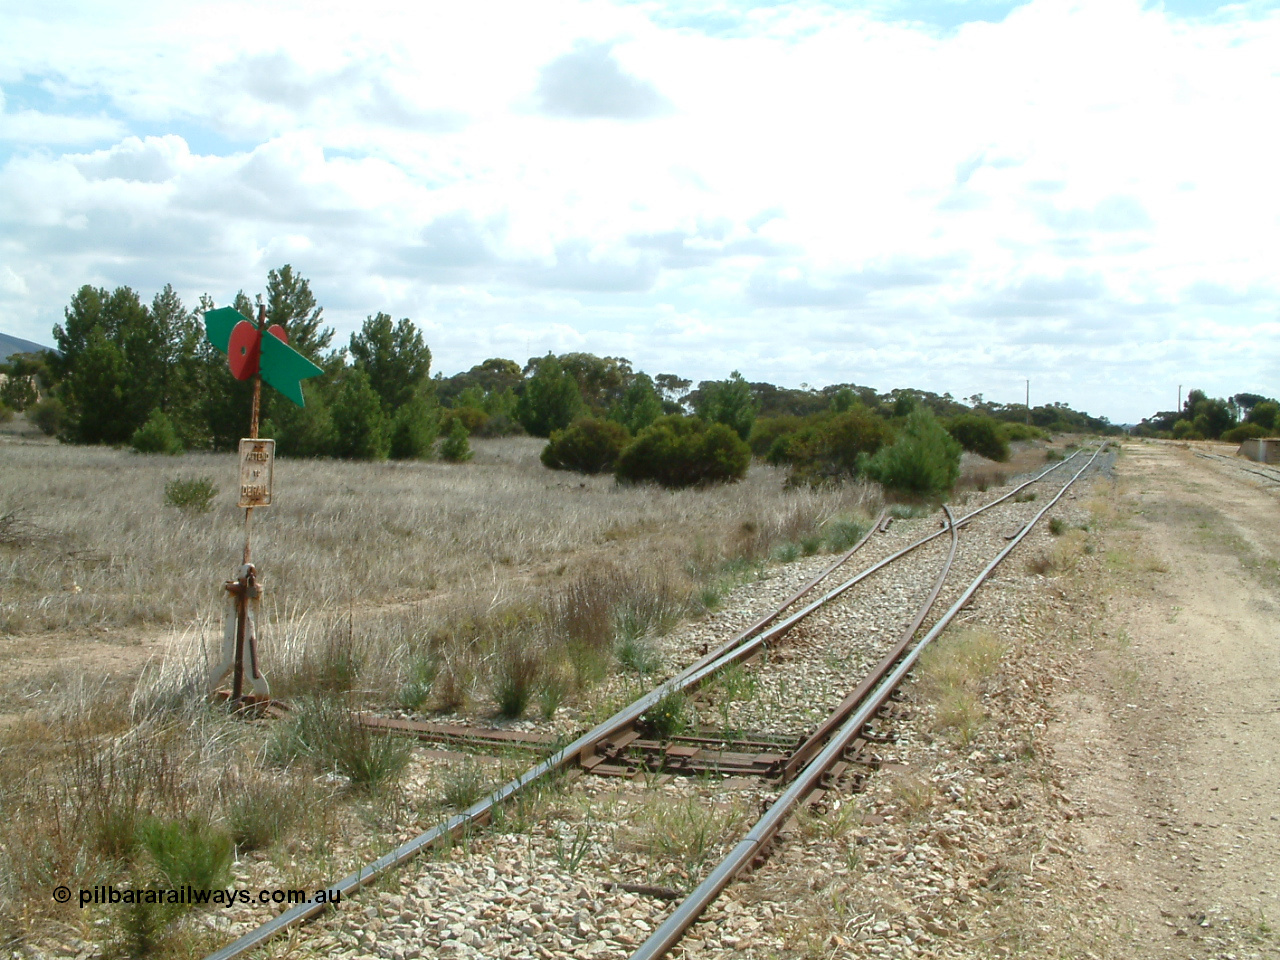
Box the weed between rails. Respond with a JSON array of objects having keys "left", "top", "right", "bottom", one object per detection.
[{"left": 915, "top": 627, "right": 1007, "bottom": 745}]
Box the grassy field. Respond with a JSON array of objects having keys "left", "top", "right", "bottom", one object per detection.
[{"left": 0, "top": 430, "right": 883, "bottom": 956}]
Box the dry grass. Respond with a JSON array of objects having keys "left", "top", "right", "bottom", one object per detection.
[
  {"left": 914, "top": 627, "right": 1006, "bottom": 744},
  {"left": 0, "top": 435, "right": 882, "bottom": 957},
  {"left": 0, "top": 437, "right": 876, "bottom": 636}
]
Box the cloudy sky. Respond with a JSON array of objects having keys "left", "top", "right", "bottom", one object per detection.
[{"left": 1, "top": 0, "right": 1277, "bottom": 422}]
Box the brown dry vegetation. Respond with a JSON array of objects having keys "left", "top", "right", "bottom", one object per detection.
[{"left": 0, "top": 434, "right": 881, "bottom": 956}]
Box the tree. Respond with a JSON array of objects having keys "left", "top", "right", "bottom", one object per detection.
[
  {"left": 66, "top": 331, "right": 130, "bottom": 444},
  {"left": 349, "top": 313, "right": 432, "bottom": 412},
  {"left": 390, "top": 391, "right": 440, "bottom": 459},
  {"left": 439, "top": 416, "right": 473, "bottom": 462},
  {"left": 1247, "top": 401, "right": 1279, "bottom": 432},
  {"left": 516, "top": 354, "right": 582, "bottom": 437},
  {"left": 865, "top": 408, "right": 962, "bottom": 496},
  {"left": 609, "top": 373, "right": 663, "bottom": 435},
  {"left": 692, "top": 370, "right": 758, "bottom": 441},
  {"left": 331, "top": 368, "right": 390, "bottom": 460},
  {"left": 557, "top": 353, "right": 633, "bottom": 412},
  {"left": 266, "top": 265, "right": 333, "bottom": 360}
]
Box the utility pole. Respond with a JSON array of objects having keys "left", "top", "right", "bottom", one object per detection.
[
  {"left": 1178, "top": 384, "right": 1182, "bottom": 412},
  {"left": 1025, "top": 379, "right": 1030, "bottom": 426}
]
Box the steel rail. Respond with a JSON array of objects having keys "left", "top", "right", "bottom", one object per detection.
[
  {"left": 1194, "top": 451, "right": 1280, "bottom": 484},
  {"left": 202, "top": 510, "right": 890, "bottom": 960},
  {"left": 628, "top": 443, "right": 1107, "bottom": 960},
  {"left": 202, "top": 451, "right": 1084, "bottom": 960},
  {"left": 781, "top": 504, "right": 958, "bottom": 781}
]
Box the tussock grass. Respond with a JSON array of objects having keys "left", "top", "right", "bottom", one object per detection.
[
  {"left": 915, "top": 627, "right": 1006, "bottom": 744},
  {"left": 628, "top": 793, "right": 749, "bottom": 871},
  {"left": 1027, "top": 529, "right": 1088, "bottom": 577},
  {"left": 0, "top": 438, "right": 877, "bottom": 636}
]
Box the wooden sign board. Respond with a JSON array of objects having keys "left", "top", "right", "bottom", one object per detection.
[{"left": 238, "top": 439, "right": 275, "bottom": 507}]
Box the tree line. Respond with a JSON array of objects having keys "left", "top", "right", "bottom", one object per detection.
[
  {"left": 0, "top": 265, "right": 1120, "bottom": 493},
  {"left": 1131, "top": 390, "right": 1278, "bottom": 442}
]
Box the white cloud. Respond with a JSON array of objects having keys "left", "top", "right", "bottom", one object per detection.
[{"left": 0, "top": 0, "right": 1278, "bottom": 421}]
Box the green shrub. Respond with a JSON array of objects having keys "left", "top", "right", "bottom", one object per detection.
[
  {"left": 1222, "top": 422, "right": 1268, "bottom": 443},
  {"left": 947, "top": 415, "right": 1009, "bottom": 462},
  {"left": 748, "top": 415, "right": 804, "bottom": 457},
  {"left": 1171, "top": 420, "right": 1203, "bottom": 441},
  {"left": 163, "top": 477, "right": 217, "bottom": 513},
  {"left": 778, "top": 408, "right": 891, "bottom": 485},
  {"left": 223, "top": 775, "right": 307, "bottom": 852},
  {"left": 0, "top": 401, "right": 11, "bottom": 424},
  {"left": 439, "top": 416, "right": 473, "bottom": 462},
  {"left": 998, "top": 421, "right": 1047, "bottom": 442},
  {"left": 638, "top": 689, "right": 689, "bottom": 740},
  {"left": 332, "top": 368, "right": 391, "bottom": 460},
  {"left": 390, "top": 393, "right": 440, "bottom": 459},
  {"left": 541, "top": 417, "right": 630, "bottom": 473},
  {"left": 865, "top": 408, "right": 961, "bottom": 496},
  {"left": 824, "top": 517, "right": 870, "bottom": 552},
  {"left": 131, "top": 410, "right": 184, "bottom": 455},
  {"left": 615, "top": 415, "right": 750, "bottom": 488},
  {"left": 266, "top": 697, "right": 410, "bottom": 791},
  {"left": 1247, "top": 400, "right": 1279, "bottom": 432},
  {"left": 397, "top": 655, "right": 438, "bottom": 712},
  {"left": 29, "top": 397, "right": 66, "bottom": 436}
]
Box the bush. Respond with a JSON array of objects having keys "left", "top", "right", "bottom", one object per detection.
[
  {"left": 439, "top": 416, "right": 473, "bottom": 462},
  {"left": 997, "top": 421, "right": 1046, "bottom": 443},
  {"left": 1171, "top": 419, "right": 1203, "bottom": 441},
  {"left": 29, "top": 397, "right": 65, "bottom": 436},
  {"left": 541, "top": 417, "right": 630, "bottom": 473},
  {"left": 615, "top": 415, "right": 750, "bottom": 489},
  {"left": 131, "top": 410, "right": 184, "bottom": 455},
  {"left": 266, "top": 697, "right": 410, "bottom": 791},
  {"left": 692, "top": 370, "right": 758, "bottom": 440},
  {"left": 441, "top": 405, "right": 489, "bottom": 436},
  {"left": 748, "top": 415, "right": 804, "bottom": 457},
  {"left": 865, "top": 408, "right": 962, "bottom": 496},
  {"left": 1223, "top": 422, "right": 1268, "bottom": 443},
  {"left": 163, "top": 477, "right": 217, "bottom": 513},
  {"left": 390, "top": 392, "right": 440, "bottom": 459},
  {"left": 947, "top": 414, "right": 1009, "bottom": 462},
  {"left": 0, "top": 402, "right": 11, "bottom": 424},
  {"left": 780, "top": 408, "right": 891, "bottom": 485}
]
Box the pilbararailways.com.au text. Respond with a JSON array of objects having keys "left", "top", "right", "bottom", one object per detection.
[{"left": 63, "top": 885, "right": 342, "bottom": 909}]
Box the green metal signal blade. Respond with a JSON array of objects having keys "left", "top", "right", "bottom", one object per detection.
[
  {"left": 203, "top": 307, "right": 244, "bottom": 354},
  {"left": 259, "top": 330, "right": 324, "bottom": 407}
]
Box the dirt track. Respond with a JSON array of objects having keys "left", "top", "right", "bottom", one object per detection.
[{"left": 1051, "top": 441, "right": 1280, "bottom": 956}]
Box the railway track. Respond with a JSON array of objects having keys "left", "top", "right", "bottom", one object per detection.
[{"left": 205, "top": 444, "right": 1110, "bottom": 960}]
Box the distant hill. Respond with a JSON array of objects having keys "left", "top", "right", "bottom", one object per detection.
[{"left": 0, "top": 332, "right": 53, "bottom": 362}]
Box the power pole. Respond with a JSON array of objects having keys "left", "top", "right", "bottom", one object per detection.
[
  {"left": 1025, "top": 379, "right": 1030, "bottom": 426},
  {"left": 1178, "top": 384, "right": 1182, "bottom": 412}
]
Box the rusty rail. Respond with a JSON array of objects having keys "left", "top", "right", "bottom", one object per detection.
[
  {"left": 201, "top": 452, "right": 1086, "bottom": 960},
  {"left": 627, "top": 444, "right": 1106, "bottom": 960}
]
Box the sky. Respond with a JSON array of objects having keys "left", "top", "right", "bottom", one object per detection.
[{"left": 1, "top": 0, "right": 1278, "bottom": 423}]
